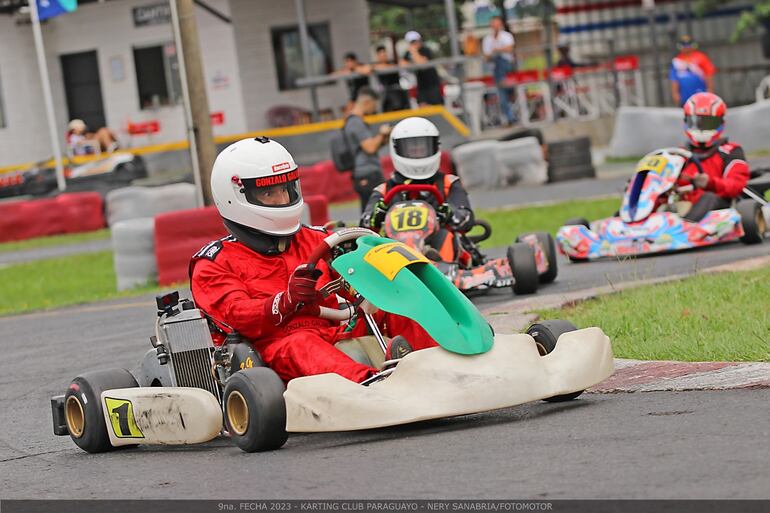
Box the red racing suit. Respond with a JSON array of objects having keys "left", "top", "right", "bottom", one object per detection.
[
  {"left": 677, "top": 141, "right": 750, "bottom": 204},
  {"left": 189, "top": 226, "right": 437, "bottom": 383}
]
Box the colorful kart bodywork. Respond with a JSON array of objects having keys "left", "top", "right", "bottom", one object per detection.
[
  {"left": 381, "top": 184, "right": 556, "bottom": 294},
  {"left": 557, "top": 149, "right": 750, "bottom": 260}
]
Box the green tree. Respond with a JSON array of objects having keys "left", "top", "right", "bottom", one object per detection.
[
  {"left": 695, "top": 0, "right": 770, "bottom": 40},
  {"left": 368, "top": 1, "right": 463, "bottom": 55}
]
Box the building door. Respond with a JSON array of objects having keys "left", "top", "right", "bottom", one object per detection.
[{"left": 60, "top": 50, "right": 106, "bottom": 130}]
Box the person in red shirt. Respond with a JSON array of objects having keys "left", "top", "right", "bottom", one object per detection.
[
  {"left": 669, "top": 35, "right": 716, "bottom": 107},
  {"left": 676, "top": 92, "right": 750, "bottom": 221},
  {"left": 189, "top": 136, "right": 437, "bottom": 385}
]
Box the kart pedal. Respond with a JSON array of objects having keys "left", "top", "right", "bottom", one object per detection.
[{"left": 360, "top": 367, "right": 395, "bottom": 387}]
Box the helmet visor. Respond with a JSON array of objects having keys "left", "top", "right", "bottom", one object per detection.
[
  {"left": 393, "top": 136, "right": 440, "bottom": 159},
  {"left": 240, "top": 170, "right": 302, "bottom": 207},
  {"left": 685, "top": 115, "right": 722, "bottom": 131}
]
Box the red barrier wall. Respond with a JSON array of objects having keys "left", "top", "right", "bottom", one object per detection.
[
  {"left": 0, "top": 192, "right": 105, "bottom": 243},
  {"left": 154, "top": 199, "right": 331, "bottom": 286},
  {"left": 296, "top": 151, "right": 454, "bottom": 203},
  {"left": 154, "top": 206, "right": 227, "bottom": 286}
]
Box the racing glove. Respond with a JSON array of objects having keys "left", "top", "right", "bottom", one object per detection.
[
  {"left": 265, "top": 264, "right": 323, "bottom": 326},
  {"left": 448, "top": 207, "right": 473, "bottom": 232},
  {"left": 436, "top": 203, "right": 453, "bottom": 224},
  {"left": 362, "top": 199, "right": 388, "bottom": 229},
  {"left": 692, "top": 173, "right": 710, "bottom": 190}
]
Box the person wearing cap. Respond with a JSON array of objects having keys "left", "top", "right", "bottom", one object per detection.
[
  {"left": 669, "top": 35, "right": 716, "bottom": 107},
  {"left": 399, "top": 31, "right": 443, "bottom": 106},
  {"left": 483, "top": 16, "right": 517, "bottom": 125}
]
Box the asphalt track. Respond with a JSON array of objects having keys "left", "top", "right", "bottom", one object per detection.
[{"left": 1, "top": 240, "right": 769, "bottom": 499}]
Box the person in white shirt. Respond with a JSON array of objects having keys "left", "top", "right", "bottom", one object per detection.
[{"left": 482, "top": 16, "right": 516, "bottom": 125}]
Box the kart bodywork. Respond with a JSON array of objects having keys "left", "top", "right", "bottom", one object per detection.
[
  {"left": 556, "top": 149, "right": 764, "bottom": 260},
  {"left": 52, "top": 230, "right": 613, "bottom": 453},
  {"left": 381, "top": 184, "right": 556, "bottom": 295}
]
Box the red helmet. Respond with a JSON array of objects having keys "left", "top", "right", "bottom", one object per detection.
[{"left": 683, "top": 92, "right": 726, "bottom": 147}]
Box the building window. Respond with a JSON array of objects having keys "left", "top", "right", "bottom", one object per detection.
[
  {"left": 133, "top": 42, "right": 182, "bottom": 109},
  {"left": 272, "top": 23, "right": 333, "bottom": 91}
]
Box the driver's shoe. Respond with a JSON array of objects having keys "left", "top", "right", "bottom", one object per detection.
[{"left": 382, "top": 336, "right": 414, "bottom": 370}]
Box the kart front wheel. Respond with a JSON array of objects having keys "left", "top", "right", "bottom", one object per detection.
[
  {"left": 527, "top": 320, "right": 584, "bottom": 402},
  {"left": 508, "top": 243, "right": 538, "bottom": 295},
  {"left": 736, "top": 199, "right": 765, "bottom": 244},
  {"left": 64, "top": 368, "right": 139, "bottom": 453},
  {"left": 517, "top": 232, "right": 558, "bottom": 284},
  {"left": 224, "top": 367, "right": 287, "bottom": 453}
]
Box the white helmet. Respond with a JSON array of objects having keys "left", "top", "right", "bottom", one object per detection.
[
  {"left": 211, "top": 137, "right": 303, "bottom": 236},
  {"left": 390, "top": 117, "right": 441, "bottom": 180}
]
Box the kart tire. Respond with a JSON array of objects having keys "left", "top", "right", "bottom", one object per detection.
[
  {"left": 508, "top": 242, "right": 539, "bottom": 295},
  {"left": 563, "top": 217, "right": 590, "bottom": 229},
  {"left": 224, "top": 367, "right": 288, "bottom": 453},
  {"left": 516, "top": 232, "right": 558, "bottom": 284},
  {"left": 736, "top": 199, "right": 765, "bottom": 244},
  {"left": 526, "top": 320, "right": 584, "bottom": 402},
  {"left": 64, "top": 368, "right": 139, "bottom": 453}
]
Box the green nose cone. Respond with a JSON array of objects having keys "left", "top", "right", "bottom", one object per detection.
[{"left": 331, "top": 235, "right": 493, "bottom": 355}]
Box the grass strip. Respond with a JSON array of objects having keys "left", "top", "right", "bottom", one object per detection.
[
  {"left": 0, "top": 229, "right": 110, "bottom": 254},
  {"left": 0, "top": 251, "right": 163, "bottom": 316},
  {"left": 536, "top": 266, "right": 770, "bottom": 362}
]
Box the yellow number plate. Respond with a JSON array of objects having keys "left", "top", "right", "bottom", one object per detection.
[
  {"left": 363, "top": 242, "right": 430, "bottom": 280},
  {"left": 388, "top": 205, "right": 429, "bottom": 232},
  {"left": 636, "top": 156, "right": 668, "bottom": 174},
  {"left": 104, "top": 397, "right": 145, "bottom": 438}
]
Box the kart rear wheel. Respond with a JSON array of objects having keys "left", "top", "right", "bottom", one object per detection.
[
  {"left": 736, "top": 199, "right": 765, "bottom": 244},
  {"left": 517, "top": 232, "right": 558, "bottom": 284},
  {"left": 508, "top": 243, "right": 539, "bottom": 295},
  {"left": 224, "top": 367, "right": 287, "bottom": 453},
  {"left": 526, "top": 320, "right": 584, "bottom": 402},
  {"left": 64, "top": 368, "right": 139, "bottom": 453},
  {"left": 564, "top": 217, "right": 590, "bottom": 229}
]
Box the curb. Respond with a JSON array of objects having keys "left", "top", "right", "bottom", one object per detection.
[{"left": 592, "top": 359, "right": 770, "bottom": 393}]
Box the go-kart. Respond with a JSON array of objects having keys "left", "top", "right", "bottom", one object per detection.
[
  {"left": 51, "top": 228, "right": 613, "bottom": 453},
  {"left": 376, "top": 183, "right": 558, "bottom": 295},
  {"left": 556, "top": 148, "right": 768, "bottom": 261},
  {"left": 0, "top": 153, "right": 146, "bottom": 198}
]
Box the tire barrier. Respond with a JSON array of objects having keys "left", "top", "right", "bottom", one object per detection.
[
  {"left": 608, "top": 107, "right": 683, "bottom": 158},
  {"left": 303, "top": 194, "right": 330, "bottom": 227},
  {"left": 452, "top": 140, "right": 547, "bottom": 189},
  {"left": 298, "top": 161, "right": 357, "bottom": 203},
  {"left": 154, "top": 206, "right": 228, "bottom": 287},
  {"left": 610, "top": 102, "right": 770, "bottom": 158},
  {"left": 105, "top": 183, "right": 198, "bottom": 227},
  {"left": 111, "top": 217, "right": 157, "bottom": 291},
  {"left": 497, "top": 137, "right": 548, "bottom": 186},
  {"left": 0, "top": 192, "right": 105, "bottom": 243},
  {"left": 547, "top": 137, "right": 596, "bottom": 183},
  {"left": 452, "top": 140, "right": 502, "bottom": 190}
]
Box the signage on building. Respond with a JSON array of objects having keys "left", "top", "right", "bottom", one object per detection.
[
  {"left": 210, "top": 112, "right": 225, "bottom": 126},
  {"left": 133, "top": 2, "right": 171, "bottom": 27}
]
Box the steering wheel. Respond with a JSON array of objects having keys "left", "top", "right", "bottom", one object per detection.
[
  {"left": 303, "top": 227, "right": 378, "bottom": 321},
  {"left": 381, "top": 184, "right": 445, "bottom": 206}
]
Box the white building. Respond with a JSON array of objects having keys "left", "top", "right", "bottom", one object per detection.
[{"left": 0, "top": 0, "right": 371, "bottom": 168}]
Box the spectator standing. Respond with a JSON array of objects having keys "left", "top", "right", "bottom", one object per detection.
[
  {"left": 400, "top": 31, "right": 443, "bottom": 106},
  {"left": 343, "top": 87, "right": 391, "bottom": 211},
  {"left": 373, "top": 45, "right": 410, "bottom": 112},
  {"left": 334, "top": 52, "right": 372, "bottom": 113},
  {"left": 669, "top": 35, "right": 716, "bottom": 107},
  {"left": 483, "top": 16, "right": 517, "bottom": 125}
]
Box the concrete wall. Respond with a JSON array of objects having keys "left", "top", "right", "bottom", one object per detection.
[
  {"left": 230, "top": 0, "right": 371, "bottom": 131},
  {"left": 0, "top": 0, "right": 370, "bottom": 167}
]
